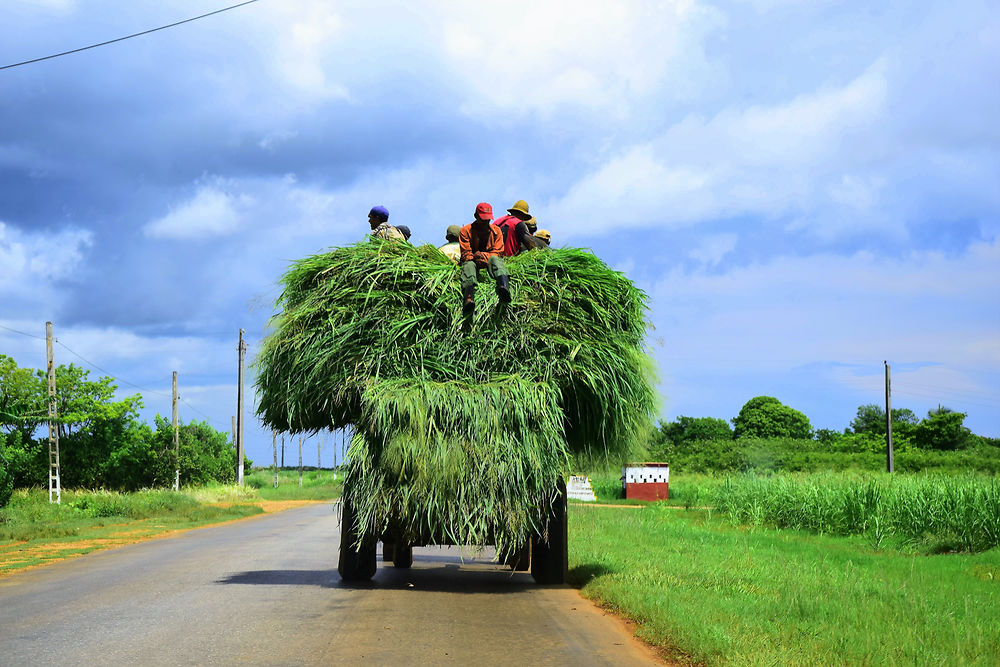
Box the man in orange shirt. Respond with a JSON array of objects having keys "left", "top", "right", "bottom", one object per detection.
[{"left": 459, "top": 202, "right": 511, "bottom": 313}]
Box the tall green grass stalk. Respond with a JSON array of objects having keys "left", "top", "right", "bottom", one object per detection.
[{"left": 715, "top": 472, "right": 1000, "bottom": 552}]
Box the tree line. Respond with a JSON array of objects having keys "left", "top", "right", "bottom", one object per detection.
[
  {"left": 0, "top": 354, "right": 245, "bottom": 505},
  {"left": 650, "top": 395, "right": 1000, "bottom": 473}
]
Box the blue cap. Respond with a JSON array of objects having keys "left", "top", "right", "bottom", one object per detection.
[{"left": 369, "top": 205, "right": 389, "bottom": 221}]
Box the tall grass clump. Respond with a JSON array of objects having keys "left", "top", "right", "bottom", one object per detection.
[
  {"left": 715, "top": 472, "right": 1000, "bottom": 551},
  {"left": 254, "top": 240, "right": 657, "bottom": 551}
]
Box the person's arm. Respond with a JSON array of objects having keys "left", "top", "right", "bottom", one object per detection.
[
  {"left": 459, "top": 226, "right": 473, "bottom": 263},
  {"left": 515, "top": 221, "right": 531, "bottom": 248}
]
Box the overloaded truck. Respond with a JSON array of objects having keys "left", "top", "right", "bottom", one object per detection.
[{"left": 254, "top": 240, "right": 655, "bottom": 584}]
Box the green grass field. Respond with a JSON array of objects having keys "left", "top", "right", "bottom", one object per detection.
[
  {"left": 569, "top": 505, "right": 1000, "bottom": 664},
  {"left": 569, "top": 474, "right": 1000, "bottom": 665}
]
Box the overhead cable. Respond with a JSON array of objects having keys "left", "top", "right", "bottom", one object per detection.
[{"left": 0, "top": 0, "right": 261, "bottom": 71}]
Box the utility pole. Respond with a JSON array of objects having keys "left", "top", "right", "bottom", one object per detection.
[
  {"left": 45, "top": 322, "right": 61, "bottom": 504},
  {"left": 236, "top": 329, "right": 246, "bottom": 486},
  {"left": 885, "top": 360, "right": 894, "bottom": 473},
  {"left": 272, "top": 431, "right": 279, "bottom": 488},
  {"left": 298, "top": 436, "right": 303, "bottom": 487},
  {"left": 172, "top": 371, "right": 179, "bottom": 491}
]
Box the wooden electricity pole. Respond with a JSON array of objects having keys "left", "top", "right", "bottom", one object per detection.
[
  {"left": 236, "top": 329, "right": 246, "bottom": 486},
  {"left": 45, "top": 322, "right": 61, "bottom": 504},
  {"left": 272, "top": 431, "right": 279, "bottom": 488},
  {"left": 885, "top": 360, "right": 894, "bottom": 473},
  {"left": 172, "top": 371, "right": 179, "bottom": 491},
  {"left": 298, "top": 436, "right": 303, "bottom": 487}
]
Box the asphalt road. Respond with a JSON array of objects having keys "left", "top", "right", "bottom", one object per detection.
[{"left": 0, "top": 503, "right": 661, "bottom": 666}]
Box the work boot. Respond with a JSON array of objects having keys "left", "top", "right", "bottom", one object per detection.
[
  {"left": 462, "top": 285, "right": 476, "bottom": 314},
  {"left": 496, "top": 275, "right": 511, "bottom": 304}
]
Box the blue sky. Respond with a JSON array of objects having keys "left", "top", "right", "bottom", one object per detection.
[{"left": 2, "top": 0, "right": 998, "bottom": 466}]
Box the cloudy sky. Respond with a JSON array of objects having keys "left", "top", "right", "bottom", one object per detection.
[{"left": 2, "top": 0, "right": 998, "bottom": 465}]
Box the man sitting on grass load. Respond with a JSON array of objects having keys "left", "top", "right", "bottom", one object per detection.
[
  {"left": 439, "top": 225, "right": 462, "bottom": 263},
  {"left": 534, "top": 229, "right": 551, "bottom": 248},
  {"left": 492, "top": 199, "right": 535, "bottom": 257},
  {"left": 459, "top": 202, "right": 511, "bottom": 313},
  {"left": 367, "top": 205, "right": 404, "bottom": 241}
]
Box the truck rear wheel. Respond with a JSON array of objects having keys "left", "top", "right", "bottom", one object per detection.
[
  {"left": 338, "top": 498, "right": 377, "bottom": 581},
  {"left": 392, "top": 543, "right": 413, "bottom": 568},
  {"left": 531, "top": 478, "right": 568, "bottom": 585}
]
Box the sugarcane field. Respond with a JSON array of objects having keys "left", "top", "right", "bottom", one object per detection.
[{"left": 3, "top": 3, "right": 1000, "bottom": 666}]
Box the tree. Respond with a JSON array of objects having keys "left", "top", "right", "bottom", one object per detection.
[
  {"left": 849, "top": 403, "right": 919, "bottom": 436},
  {"left": 660, "top": 416, "right": 732, "bottom": 446},
  {"left": 0, "top": 354, "right": 46, "bottom": 442},
  {"left": 912, "top": 408, "right": 973, "bottom": 450},
  {"left": 732, "top": 396, "right": 812, "bottom": 440}
]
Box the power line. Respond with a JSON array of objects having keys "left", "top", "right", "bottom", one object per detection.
[
  {"left": 53, "top": 340, "right": 232, "bottom": 430},
  {"left": 0, "top": 323, "right": 47, "bottom": 340},
  {"left": 0, "top": 0, "right": 261, "bottom": 71},
  {"left": 55, "top": 340, "right": 172, "bottom": 400}
]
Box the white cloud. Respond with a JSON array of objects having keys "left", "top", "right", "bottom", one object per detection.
[
  {"left": 544, "top": 60, "right": 891, "bottom": 236},
  {"left": 144, "top": 181, "right": 252, "bottom": 240},
  {"left": 441, "top": 0, "right": 724, "bottom": 115},
  {"left": 0, "top": 221, "right": 92, "bottom": 287}
]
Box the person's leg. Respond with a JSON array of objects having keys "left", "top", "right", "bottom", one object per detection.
[
  {"left": 461, "top": 261, "right": 479, "bottom": 290},
  {"left": 460, "top": 261, "right": 479, "bottom": 312},
  {"left": 487, "top": 255, "right": 511, "bottom": 303}
]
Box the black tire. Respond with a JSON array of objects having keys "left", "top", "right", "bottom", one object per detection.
[
  {"left": 338, "top": 497, "right": 377, "bottom": 581},
  {"left": 531, "top": 478, "right": 568, "bottom": 585},
  {"left": 392, "top": 543, "right": 413, "bottom": 569},
  {"left": 382, "top": 539, "right": 396, "bottom": 563}
]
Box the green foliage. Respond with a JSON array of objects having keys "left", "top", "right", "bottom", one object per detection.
[
  {"left": 732, "top": 396, "right": 812, "bottom": 440},
  {"left": 849, "top": 403, "right": 918, "bottom": 436},
  {"left": 650, "top": 416, "right": 732, "bottom": 459},
  {"left": 912, "top": 408, "right": 974, "bottom": 450},
  {"left": 254, "top": 241, "right": 657, "bottom": 550},
  {"left": 653, "top": 435, "right": 1000, "bottom": 475},
  {"left": 0, "top": 355, "right": 239, "bottom": 491},
  {"left": 0, "top": 354, "right": 47, "bottom": 440},
  {"left": 0, "top": 449, "right": 12, "bottom": 508}
]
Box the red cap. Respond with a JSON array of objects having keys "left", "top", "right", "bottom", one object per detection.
[{"left": 475, "top": 202, "right": 493, "bottom": 221}]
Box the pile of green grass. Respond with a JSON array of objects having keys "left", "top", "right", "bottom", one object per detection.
[{"left": 255, "top": 240, "right": 656, "bottom": 550}]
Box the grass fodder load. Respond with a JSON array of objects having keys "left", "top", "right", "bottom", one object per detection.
[{"left": 255, "top": 240, "right": 657, "bottom": 550}]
